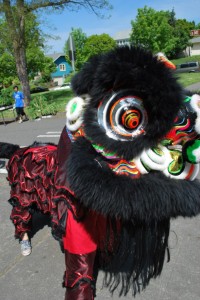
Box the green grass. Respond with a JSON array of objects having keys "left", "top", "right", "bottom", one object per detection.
[
  {"left": 171, "top": 55, "right": 200, "bottom": 65},
  {"left": 175, "top": 72, "right": 200, "bottom": 88},
  {"left": 170, "top": 55, "right": 200, "bottom": 88}
]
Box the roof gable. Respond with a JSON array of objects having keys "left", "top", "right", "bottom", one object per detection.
[
  {"left": 47, "top": 53, "right": 65, "bottom": 62},
  {"left": 189, "top": 37, "right": 200, "bottom": 43}
]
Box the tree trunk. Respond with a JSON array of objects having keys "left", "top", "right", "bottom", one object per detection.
[
  {"left": 13, "top": 44, "right": 31, "bottom": 105},
  {"left": 3, "top": 0, "right": 31, "bottom": 105}
]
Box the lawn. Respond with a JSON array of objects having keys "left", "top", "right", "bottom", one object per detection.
[
  {"left": 171, "top": 55, "right": 200, "bottom": 88},
  {"left": 175, "top": 72, "right": 200, "bottom": 88},
  {"left": 171, "top": 55, "right": 200, "bottom": 65},
  {"left": 2, "top": 67, "right": 200, "bottom": 121}
]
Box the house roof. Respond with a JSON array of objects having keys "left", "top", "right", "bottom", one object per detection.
[
  {"left": 189, "top": 37, "right": 200, "bottom": 43},
  {"left": 47, "top": 53, "right": 65, "bottom": 61},
  {"left": 113, "top": 29, "right": 132, "bottom": 40}
]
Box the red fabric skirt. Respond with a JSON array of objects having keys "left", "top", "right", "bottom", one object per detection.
[{"left": 7, "top": 144, "right": 57, "bottom": 238}]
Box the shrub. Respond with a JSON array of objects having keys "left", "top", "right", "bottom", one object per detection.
[
  {"left": 64, "top": 72, "right": 76, "bottom": 84},
  {"left": 0, "top": 86, "right": 14, "bottom": 107},
  {"left": 27, "top": 95, "right": 59, "bottom": 119}
]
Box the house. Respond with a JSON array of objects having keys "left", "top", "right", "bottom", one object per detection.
[
  {"left": 184, "top": 37, "right": 200, "bottom": 57},
  {"left": 113, "top": 29, "right": 200, "bottom": 59},
  {"left": 113, "top": 29, "right": 131, "bottom": 46},
  {"left": 188, "top": 37, "right": 200, "bottom": 56},
  {"left": 47, "top": 53, "right": 72, "bottom": 86}
]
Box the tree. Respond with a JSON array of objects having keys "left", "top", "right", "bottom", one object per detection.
[
  {"left": 194, "top": 22, "right": 200, "bottom": 29},
  {"left": 64, "top": 30, "right": 116, "bottom": 71},
  {"left": 0, "top": 1, "right": 112, "bottom": 104},
  {"left": 169, "top": 18, "right": 195, "bottom": 58},
  {"left": 82, "top": 33, "right": 116, "bottom": 60},
  {"left": 130, "top": 6, "right": 198, "bottom": 59},
  {"left": 130, "top": 6, "right": 177, "bottom": 57},
  {"left": 0, "top": 13, "right": 55, "bottom": 86},
  {"left": 0, "top": 52, "right": 17, "bottom": 85},
  {"left": 27, "top": 50, "right": 56, "bottom": 81},
  {"left": 64, "top": 27, "right": 88, "bottom": 71}
]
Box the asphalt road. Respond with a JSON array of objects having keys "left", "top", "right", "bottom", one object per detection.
[
  {"left": 186, "top": 82, "right": 200, "bottom": 92},
  {"left": 0, "top": 114, "right": 200, "bottom": 300}
]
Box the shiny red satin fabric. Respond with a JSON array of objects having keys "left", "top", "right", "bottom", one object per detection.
[
  {"left": 7, "top": 144, "right": 57, "bottom": 238},
  {"left": 64, "top": 250, "right": 96, "bottom": 300}
]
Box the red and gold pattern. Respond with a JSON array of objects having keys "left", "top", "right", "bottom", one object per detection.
[
  {"left": 108, "top": 159, "right": 141, "bottom": 178},
  {"left": 164, "top": 96, "right": 199, "bottom": 146}
]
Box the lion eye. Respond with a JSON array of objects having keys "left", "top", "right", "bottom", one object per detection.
[
  {"left": 121, "top": 110, "right": 141, "bottom": 129},
  {"left": 97, "top": 90, "right": 148, "bottom": 141}
]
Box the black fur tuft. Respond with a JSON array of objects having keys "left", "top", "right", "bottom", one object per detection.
[
  {"left": 0, "top": 142, "right": 20, "bottom": 159},
  {"left": 72, "top": 46, "right": 184, "bottom": 160}
]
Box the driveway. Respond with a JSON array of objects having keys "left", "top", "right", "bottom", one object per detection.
[{"left": 186, "top": 82, "right": 200, "bottom": 92}]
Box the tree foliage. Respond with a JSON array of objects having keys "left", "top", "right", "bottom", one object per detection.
[
  {"left": 170, "top": 18, "right": 195, "bottom": 57},
  {"left": 0, "top": 52, "right": 17, "bottom": 85},
  {"left": 130, "top": 7, "right": 177, "bottom": 57},
  {"left": 64, "top": 30, "right": 116, "bottom": 71},
  {"left": 64, "top": 27, "right": 88, "bottom": 71},
  {"left": 194, "top": 22, "right": 200, "bottom": 29},
  {"left": 82, "top": 33, "right": 116, "bottom": 60},
  {"left": 0, "top": 0, "right": 112, "bottom": 104},
  {"left": 0, "top": 14, "right": 55, "bottom": 85},
  {"left": 130, "top": 6, "right": 196, "bottom": 58}
]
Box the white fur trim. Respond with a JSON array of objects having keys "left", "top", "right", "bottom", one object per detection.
[
  {"left": 139, "top": 146, "right": 172, "bottom": 171},
  {"left": 66, "top": 117, "right": 83, "bottom": 132},
  {"left": 189, "top": 164, "right": 200, "bottom": 180},
  {"left": 192, "top": 146, "right": 200, "bottom": 163},
  {"left": 164, "top": 162, "right": 199, "bottom": 180},
  {"left": 66, "top": 97, "right": 85, "bottom": 121},
  {"left": 134, "top": 157, "right": 149, "bottom": 174},
  {"left": 195, "top": 113, "right": 200, "bottom": 134},
  {"left": 146, "top": 145, "right": 170, "bottom": 165},
  {"left": 190, "top": 94, "right": 200, "bottom": 110},
  {"left": 190, "top": 94, "right": 200, "bottom": 134}
]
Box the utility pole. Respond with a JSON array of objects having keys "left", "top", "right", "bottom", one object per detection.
[{"left": 68, "top": 34, "right": 76, "bottom": 72}]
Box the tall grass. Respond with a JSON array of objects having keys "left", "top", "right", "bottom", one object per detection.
[{"left": 31, "top": 89, "right": 74, "bottom": 112}]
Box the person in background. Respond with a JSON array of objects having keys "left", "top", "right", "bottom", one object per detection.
[{"left": 12, "top": 86, "right": 28, "bottom": 123}]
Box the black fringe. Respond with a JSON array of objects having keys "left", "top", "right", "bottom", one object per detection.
[{"left": 101, "top": 220, "right": 170, "bottom": 296}]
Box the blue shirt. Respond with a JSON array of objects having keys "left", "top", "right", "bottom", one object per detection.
[{"left": 13, "top": 91, "right": 24, "bottom": 107}]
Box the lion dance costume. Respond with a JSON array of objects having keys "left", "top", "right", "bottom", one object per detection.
[{"left": 1, "top": 46, "right": 200, "bottom": 299}]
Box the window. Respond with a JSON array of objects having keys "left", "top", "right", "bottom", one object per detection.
[
  {"left": 189, "top": 62, "right": 198, "bottom": 67},
  {"left": 180, "top": 63, "right": 188, "bottom": 69},
  {"left": 59, "top": 64, "right": 66, "bottom": 71}
]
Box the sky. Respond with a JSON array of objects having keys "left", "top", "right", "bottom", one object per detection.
[{"left": 41, "top": 0, "right": 200, "bottom": 54}]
